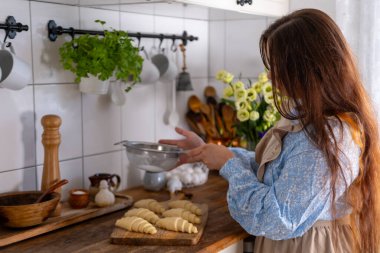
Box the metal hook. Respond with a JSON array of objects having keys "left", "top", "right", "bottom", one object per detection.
[
  {"left": 170, "top": 36, "right": 177, "bottom": 52},
  {"left": 136, "top": 33, "right": 144, "bottom": 51},
  {"left": 158, "top": 34, "right": 164, "bottom": 50},
  {"left": 69, "top": 27, "right": 75, "bottom": 40},
  {"left": 3, "top": 32, "right": 12, "bottom": 47}
]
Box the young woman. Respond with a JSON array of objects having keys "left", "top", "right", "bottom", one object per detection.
[{"left": 160, "top": 9, "right": 380, "bottom": 253}]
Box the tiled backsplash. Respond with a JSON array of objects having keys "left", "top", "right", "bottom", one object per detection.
[{"left": 0, "top": 0, "right": 267, "bottom": 200}]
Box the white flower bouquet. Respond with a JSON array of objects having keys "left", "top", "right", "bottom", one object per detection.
[{"left": 216, "top": 70, "right": 281, "bottom": 149}]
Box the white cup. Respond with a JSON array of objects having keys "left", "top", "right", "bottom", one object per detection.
[
  {"left": 161, "top": 51, "right": 178, "bottom": 82},
  {"left": 0, "top": 43, "right": 32, "bottom": 90},
  {"left": 139, "top": 49, "right": 160, "bottom": 84},
  {"left": 151, "top": 49, "right": 177, "bottom": 82}
]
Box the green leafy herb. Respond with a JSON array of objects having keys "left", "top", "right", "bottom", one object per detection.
[{"left": 59, "top": 20, "right": 143, "bottom": 92}]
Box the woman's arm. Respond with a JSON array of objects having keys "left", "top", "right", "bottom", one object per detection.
[{"left": 220, "top": 128, "right": 360, "bottom": 240}]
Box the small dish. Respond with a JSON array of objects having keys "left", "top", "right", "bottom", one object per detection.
[{"left": 69, "top": 189, "right": 90, "bottom": 209}]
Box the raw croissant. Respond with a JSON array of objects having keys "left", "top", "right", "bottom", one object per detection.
[
  {"left": 156, "top": 217, "right": 198, "bottom": 234},
  {"left": 115, "top": 216, "right": 157, "bottom": 234},
  {"left": 168, "top": 200, "right": 202, "bottom": 216},
  {"left": 134, "top": 199, "right": 166, "bottom": 214},
  {"left": 163, "top": 208, "right": 201, "bottom": 224},
  {"left": 124, "top": 208, "right": 160, "bottom": 224}
]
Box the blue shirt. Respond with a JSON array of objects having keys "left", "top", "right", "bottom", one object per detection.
[{"left": 219, "top": 120, "right": 360, "bottom": 240}]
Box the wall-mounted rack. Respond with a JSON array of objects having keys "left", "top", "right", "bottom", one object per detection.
[
  {"left": 0, "top": 16, "right": 29, "bottom": 43},
  {"left": 47, "top": 20, "right": 198, "bottom": 46}
]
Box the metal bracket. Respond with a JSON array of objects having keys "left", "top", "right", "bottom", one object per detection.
[
  {"left": 236, "top": 0, "right": 253, "bottom": 6},
  {"left": 0, "top": 16, "right": 29, "bottom": 43}
]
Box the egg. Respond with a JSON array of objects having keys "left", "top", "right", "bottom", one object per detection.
[
  {"left": 167, "top": 176, "right": 183, "bottom": 193},
  {"left": 180, "top": 172, "right": 193, "bottom": 185}
]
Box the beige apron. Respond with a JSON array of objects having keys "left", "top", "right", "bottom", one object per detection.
[{"left": 252, "top": 116, "right": 355, "bottom": 253}]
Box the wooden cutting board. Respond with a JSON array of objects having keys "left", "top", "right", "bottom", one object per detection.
[
  {"left": 110, "top": 203, "right": 208, "bottom": 246},
  {"left": 0, "top": 195, "right": 133, "bottom": 247}
]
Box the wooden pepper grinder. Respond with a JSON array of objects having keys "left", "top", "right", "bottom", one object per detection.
[{"left": 41, "top": 114, "right": 62, "bottom": 216}]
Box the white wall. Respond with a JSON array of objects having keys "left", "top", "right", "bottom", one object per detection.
[
  {"left": 208, "top": 9, "right": 269, "bottom": 99},
  {"left": 289, "top": 0, "right": 336, "bottom": 19},
  {"left": 0, "top": 0, "right": 209, "bottom": 201}
]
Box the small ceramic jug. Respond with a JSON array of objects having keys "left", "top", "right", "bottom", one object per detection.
[
  {"left": 94, "top": 180, "right": 115, "bottom": 207},
  {"left": 88, "top": 173, "right": 120, "bottom": 200}
]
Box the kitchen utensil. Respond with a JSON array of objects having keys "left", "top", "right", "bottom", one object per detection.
[
  {"left": 204, "top": 86, "right": 217, "bottom": 98},
  {"left": 140, "top": 49, "right": 160, "bottom": 84},
  {"left": 110, "top": 202, "right": 209, "bottom": 245},
  {"left": 0, "top": 42, "right": 32, "bottom": 90},
  {"left": 168, "top": 80, "right": 179, "bottom": 126},
  {"left": 185, "top": 112, "right": 205, "bottom": 138},
  {"left": 89, "top": 173, "right": 121, "bottom": 200},
  {"left": 143, "top": 171, "right": 166, "bottom": 191},
  {"left": 41, "top": 114, "right": 63, "bottom": 216},
  {"left": 176, "top": 43, "right": 193, "bottom": 91},
  {"left": 188, "top": 95, "right": 202, "bottom": 113},
  {"left": 222, "top": 104, "right": 236, "bottom": 136},
  {"left": 35, "top": 179, "right": 68, "bottom": 204},
  {"left": 161, "top": 50, "right": 178, "bottom": 82},
  {"left": 151, "top": 51, "right": 169, "bottom": 76},
  {"left": 115, "top": 140, "right": 183, "bottom": 172},
  {"left": 69, "top": 189, "right": 90, "bottom": 209},
  {"left": 0, "top": 191, "right": 60, "bottom": 228},
  {"left": 186, "top": 111, "right": 206, "bottom": 138}
]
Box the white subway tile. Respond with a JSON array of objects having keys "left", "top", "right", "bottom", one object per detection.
[
  {"left": 0, "top": 167, "right": 37, "bottom": 193},
  {"left": 121, "top": 150, "right": 144, "bottom": 189},
  {"left": 0, "top": 0, "right": 32, "bottom": 82},
  {"left": 122, "top": 84, "right": 155, "bottom": 142},
  {"left": 80, "top": 6, "right": 120, "bottom": 30},
  {"left": 225, "top": 19, "right": 267, "bottom": 78},
  {"left": 37, "top": 158, "right": 83, "bottom": 201},
  {"left": 34, "top": 84, "right": 82, "bottom": 164},
  {"left": 0, "top": 86, "right": 35, "bottom": 172},
  {"left": 31, "top": 2, "right": 79, "bottom": 84},
  {"left": 209, "top": 21, "right": 226, "bottom": 77},
  {"left": 184, "top": 19, "right": 208, "bottom": 78},
  {"left": 82, "top": 93, "right": 121, "bottom": 155},
  {"left": 83, "top": 152, "right": 122, "bottom": 190}
]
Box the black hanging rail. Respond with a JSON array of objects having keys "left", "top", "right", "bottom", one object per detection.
[
  {"left": 47, "top": 20, "right": 198, "bottom": 46},
  {"left": 0, "top": 16, "right": 29, "bottom": 43}
]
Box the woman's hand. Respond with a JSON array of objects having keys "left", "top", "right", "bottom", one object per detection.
[
  {"left": 159, "top": 127, "right": 205, "bottom": 150},
  {"left": 181, "top": 143, "right": 235, "bottom": 171}
]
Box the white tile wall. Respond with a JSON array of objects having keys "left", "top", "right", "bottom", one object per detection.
[
  {"left": 0, "top": 1, "right": 272, "bottom": 196},
  {"left": 30, "top": 1, "right": 79, "bottom": 84},
  {"left": 37, "top": 158, "right": 83, "bottom": 201},
  {"left": 34, "top": 84, "right": 82, "bottom": 164}
]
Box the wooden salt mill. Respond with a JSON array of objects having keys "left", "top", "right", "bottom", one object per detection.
[{"left": 41, "top": 114, "right": 62, "bottom": 216}]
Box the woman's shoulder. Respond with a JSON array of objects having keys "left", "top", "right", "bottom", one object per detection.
[{"left": 282, "top": 118, "right": 359, "bottom": 156}]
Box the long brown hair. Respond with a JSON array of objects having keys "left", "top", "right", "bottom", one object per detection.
[{"left": 260, "top": 9, "right": 380, "bottom": 252}]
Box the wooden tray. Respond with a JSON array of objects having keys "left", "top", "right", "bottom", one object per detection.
[
  {"left": 0, "top": 195, "right": 133, "bottom": 247},
  {"left": 110, "top": 203, "right": 208, "bottom": 246}
]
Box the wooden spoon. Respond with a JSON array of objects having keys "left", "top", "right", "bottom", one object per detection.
[
  {"left": 204, "top": 86, "right": 217, "bottom": 98},
  {"left": 221, "top": 104, "right": 236, "bottom": 137},
  {"left": 187, "top": 95, "right": 202, "bottom": 113},
  {"left": 35, "top": 179, "right": 68, "bottom": 204},
  {"left": 200, "top": 103, "right": 219, "bottom": 139}
]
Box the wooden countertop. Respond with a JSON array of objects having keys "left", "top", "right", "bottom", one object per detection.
[{"left": 1, "top": 172, "right": 249, "bottom": 253}]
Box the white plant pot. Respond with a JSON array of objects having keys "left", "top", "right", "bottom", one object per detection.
[{"left": 79, "top": 75, "right": 110, "bottom": 95}]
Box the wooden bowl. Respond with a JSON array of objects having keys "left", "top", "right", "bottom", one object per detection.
[
  {"left": 69, "top": 189, "right": 90, "bottom": 209},
  {"left": 0, "top": 191, "right": 60, "bottom": 228}
]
